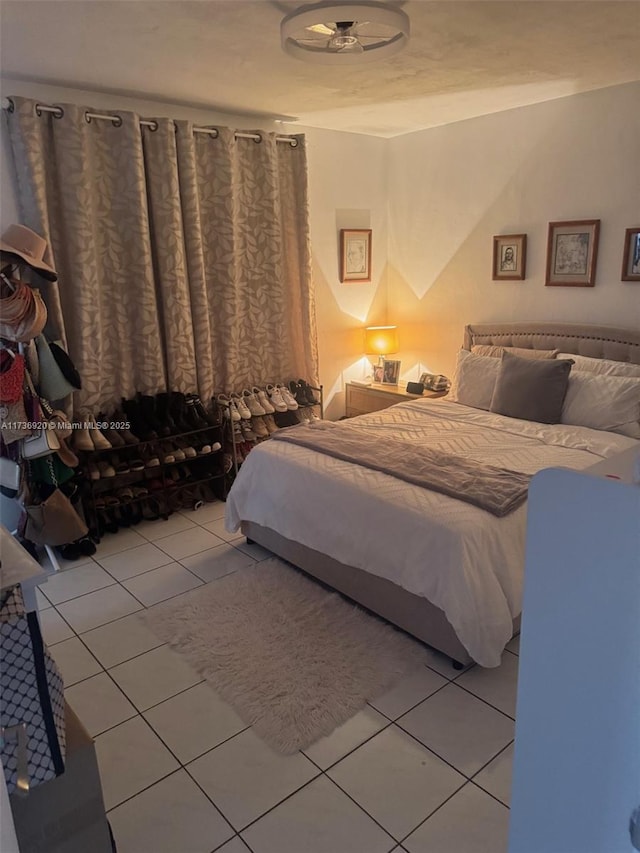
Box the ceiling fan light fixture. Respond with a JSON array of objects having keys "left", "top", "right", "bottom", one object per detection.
[{"left": 281, "top": 2, "right": 410, "bottom": 64}]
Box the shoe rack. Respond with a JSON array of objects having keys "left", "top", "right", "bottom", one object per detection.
[
  {"left": 77, "top": 424, "right": 226, "bottom": 540},
  {"left": 223, "top": 382, "right": 323, "bottom": 477}
]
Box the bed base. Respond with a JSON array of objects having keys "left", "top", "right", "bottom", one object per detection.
[{"left": 243, "top": 522, "right": 521, "bottom": 667}]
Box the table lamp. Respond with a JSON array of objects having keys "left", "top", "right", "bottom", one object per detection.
[{"left": 364, "top": 325, "right": 399, "bottom": 366}]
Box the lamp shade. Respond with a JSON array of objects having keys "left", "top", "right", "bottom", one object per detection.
[{"left": 364, "top": 325, "right": 399, "bottom": 356}]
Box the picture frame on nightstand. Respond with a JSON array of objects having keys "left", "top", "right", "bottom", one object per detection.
[{"left": 382, "top": 359, "right": 401, "bottom": 385}]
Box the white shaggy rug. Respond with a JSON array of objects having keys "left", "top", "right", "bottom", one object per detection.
[{"left": 143, "top": 558, "right": 427, "bottom": 753}]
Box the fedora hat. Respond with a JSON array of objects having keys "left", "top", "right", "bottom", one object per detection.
[{"left": 0, "top": 224, "right": 57, "bottom": 281}]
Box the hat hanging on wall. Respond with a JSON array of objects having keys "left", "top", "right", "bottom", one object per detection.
[{"left": 0, "top": 224, "right": 58, "bottom": 281}]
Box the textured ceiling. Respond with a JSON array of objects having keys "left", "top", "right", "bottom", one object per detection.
[{"left": 1, "top": 1, "right": 639, "bottom": 136}]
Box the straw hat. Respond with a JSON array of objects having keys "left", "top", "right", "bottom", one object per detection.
[{"left": 0, "top": 224, "right": 57, "bottom": 281}]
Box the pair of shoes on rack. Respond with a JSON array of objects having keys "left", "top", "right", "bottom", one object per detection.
[
  {"left": 267, "top": 384, "right": 298, "bottom": 412},
  {"left": 296, "top": 408, "right": 320, "bottom": 424},
  {"left": 296, "top": 379, "right": 318, "bottom": 407},
  {"left": 72, "top": 411, "right": 112, "bottom": 452}
]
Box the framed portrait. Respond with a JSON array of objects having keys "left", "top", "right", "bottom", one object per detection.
[
  {"left": 381, "top": 359, "right": 401, "bottom": 385},
  {"left": 545, "top": 219, "right": 600, "bottom": 287},
  {"left": 372, "top": 364, "right": 384, "bottom": 383},
  {"left": 492, "top": 234, "right": 526, "bottom": 280},
  {"left": 621, "top": 227, "right": 640, "bottom": 281},
  {"left": 340, "top": 229, "right": 372, "bottom": 283}
]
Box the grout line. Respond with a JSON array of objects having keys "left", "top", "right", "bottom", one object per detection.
[
  {"left": 396, "top": 777, "right": 469, "bottom": 847},
  {"left": 468, "top": 777, "right": 512, "bottom": 810},
  {"left": 451, "top": 681, "right": 517, "bottom": 722},
  {"left": 319, "top": 773, "right": 402, "bottom": 845}
]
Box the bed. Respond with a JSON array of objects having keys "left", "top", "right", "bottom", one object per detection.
[{"left": 225, "top": 323, "right": 640, "bottom": 667}]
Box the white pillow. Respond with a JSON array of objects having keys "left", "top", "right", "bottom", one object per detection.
[
  {"left": 557, "top": 353, "right": 640, "bottom": 378},
  {"left": 561, "top": 371, "right": 640, "bottom": 438},
  {"left": 448, "top": 350, "right": 500, "bottom": 410}
]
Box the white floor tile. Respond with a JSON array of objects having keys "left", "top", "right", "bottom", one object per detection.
[
  {"left": 232, "top": 540, "right": 275, "bottom": 562},
  {"left": 56, "top": 585, "right": 142, "bottom": 634},
  {"left": 122, "top": 562, "right": 202, "bottom": 606},
  {"left": 403, "top": 782, "right": 509, "bottom": 853},
  {"left": 422, "top": 647, "right": 473, "bottom": 679},
  {"left": 135, "top": 512, "right": 197, "bottom": 542},
  {"left": 216, "top": 837, "right": 251, "bottom": 853},
  {"left": 180, "top": 543, "right": 255, "bottom": 582},
  {"left": 108, "top": 769, "right": 233, "bottom": 853},
  {"left": 455, "top": 652, "right": 519, "bottom": 719},
  {"left": 154, "top": 526, "right": 226, "bottom": 560},
  {"left": 242, "top": 775, "right": 395, "bottom": 853},
  {"left": 370, "top": 666, "right": 448, "bottom": 720},
  {"left": 40, "top": 551, "right": 95, "bottom": 572},
  {"left": 202, "top": 517, "right": 241, "bottom": 543},
  {"left": 35, "top": 588, "right": 52, "bottom": 610},
  {"left": 328, "top": 725, "right": 464, "bottom": 840},
  {"left": 144, "top": 682, "right": 246, "bottom": 764},
  {"left": 93, "top": 528, "right": 148, "bottom": 559},
  {"left": 506, "top": 634, "right": 520, "bottom": 655},
  {"left": 65, "top": 672, "right": 137, "bottom": 736},
  {"left": 473, "top": 743, "right": 514, "bottom": 807},
  {"left": 40, "top": 562, "right": 116, "bottom": 604},
  {"left": 303, "top": 707, "right": 389, "bottom": 770},
  {"left": 81, "top": 613, "right": 164, "bottom": 668},
  {"left": 97, "top": 542, "right": 174, "bottom": 580},
  {"left": 95, "top": 716, "right": 179, "bottom": 810},
  {"left": 187, "top": 728, "right": 319, "bottom": 831},
  {"left": 398, "top": 684, "right": 514, "bottom": 776},
  {"left": 50, "top": 637, "right": 102, "bottom": 686},
  {"left": 180, "top": 501, "right": 227, "bottom": 524},
  {"left": 39, "top": 607, "right": 75, "bottom": 645},
  {"left": 109, "top": 645, "right": 201, "bottom": 711}
]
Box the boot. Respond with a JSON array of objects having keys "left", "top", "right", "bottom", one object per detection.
[
  {"left": 187, "top": 393, "right": 217, "bottom": 427},
  {"left": 155, "top": 393, "right": 177, "bottom": 435},
  {"left": 122, "top": 397, "right": 157, "bottom": 441},
  {"left": 169, "top": 392, "right": 194, "bottom": 433},
  {"left": 185, "top": 395, "right": 209, "bottom": 430},
  {"left": 138, "top": 393, "right": 168, "bottom": 437}
]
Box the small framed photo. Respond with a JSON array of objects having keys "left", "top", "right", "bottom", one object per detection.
[
  {"left": 621, "top": 227, "right": 640, "bottom": 281},
  {"left": 381, "top": 359, "right": 401, "bottom": 385},
  {"left": 340, "top": 229, "right": 372, "bottom": 283},
  {"left": 492, "top": 234, "right": 526, "bottom": 280},
  {"left": 372, "top": 364, "right": 384, "bottom": 383},
  {"left": 545, "top": 219, "right": 600, "bottom": 287}
]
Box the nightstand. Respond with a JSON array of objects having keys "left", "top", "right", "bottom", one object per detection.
[{"left": 345, "top": 383, "right": 447, "bottom": 417}]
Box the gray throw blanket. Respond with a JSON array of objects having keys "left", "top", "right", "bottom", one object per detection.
[{"left": 271, "top": 421, "right": 530, "bottom": 517}]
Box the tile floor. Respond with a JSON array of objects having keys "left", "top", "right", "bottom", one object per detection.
[{"left": 37, "top": 500, "right": 519, "bottom": 853}]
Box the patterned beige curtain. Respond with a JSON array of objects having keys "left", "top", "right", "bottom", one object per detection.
[{"left": 4, "top": 96, "right": 318, "bottom": 412}]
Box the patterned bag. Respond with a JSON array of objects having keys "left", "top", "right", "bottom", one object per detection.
[{"left": 0, "top": 585, "right": 66, "bottom": 794}]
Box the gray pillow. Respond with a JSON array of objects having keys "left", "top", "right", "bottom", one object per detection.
[{"left": 490, "top": 351, "right": 574, "bottom": 423}]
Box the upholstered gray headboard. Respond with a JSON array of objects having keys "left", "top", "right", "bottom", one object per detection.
[{"left": 464, "top": 323, "right": 640, "bottom": 364}]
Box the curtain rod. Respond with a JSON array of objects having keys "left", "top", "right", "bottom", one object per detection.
[{"left": 1, "top": 98, "right": 299, "bottom": 147}]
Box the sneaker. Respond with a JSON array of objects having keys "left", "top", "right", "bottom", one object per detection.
[
  {"left": 254, "top": 386, "right": 274, "bottom": 414},
  {"left": 240, "top": 420, "right": 257, "bottom": 441},
  {"left": 243, "top": 389, "right": 265, "bottom": 417},
  {"left": 299, "top": 379, "right": 318, "bottom": 406},
  {"left": 251, "top": 416, "right": 269, "bottom": 438},
  {"left": 266, "top": 384, "right": 287, "bottom": 412},
  {"left": 232, "top": 393, "right": 251, "bottom": 420},
  {"left": 218, "top": 394, "right": 240, "bottom": 422},
  {"left": 279, "top": 384, "right": 299, "bottom": 411},
  {"left": 262, "top": 414, "right": 279, "bottom": 434}
]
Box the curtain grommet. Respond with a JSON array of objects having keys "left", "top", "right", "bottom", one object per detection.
[
  {"left": 53, "top": 106, "right": 64, "bottom": 120},
  {"left": 6, "top": 98, "right": 14, "bottom": 113},
  {"left": 35, "top": 104, "right": 43, "bottom": 117},
  {"left": 84, "top": 112, "right": 92, "bottom": 124},
  {"left": 252, "top": 133, "right": 262, "bottom": 144},
  {"left": 149, "top": 120, "right": 159, "bottom": 132},
  {"left": 289, "top": 138, "right": 299, "bottom": 148},
  {"left": 111, "top": 115, "right": 123, "bottom": 128}
]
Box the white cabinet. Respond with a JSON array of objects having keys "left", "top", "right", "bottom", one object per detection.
[{"left": 509, "top": 448, "right": 640, "bottom": 852}]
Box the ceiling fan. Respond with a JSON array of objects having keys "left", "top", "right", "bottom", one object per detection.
[{"left": 281, "top": 2, "right": 410, "bottom": 64}]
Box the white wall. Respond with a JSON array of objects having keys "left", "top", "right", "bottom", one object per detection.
[
  {"left": 387, "top": 83, "right": 640, "bottom": 381},
  {"left": 0, "top": 80, "right": 389, "bottom": 418}
]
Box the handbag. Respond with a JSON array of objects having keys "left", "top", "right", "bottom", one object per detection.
[
  {"left": 23, "top": 486, "right": 88, "bottom": 546},
  {"left": 0, "top": 456, "right": 21, "bottom": 498},
  {"left": 0, "top": 584, "right": 66, "bottom": 794},
  {"left": 0, "top": 350, "right": 25, "bottom": 402},
  {"left": 21, "top": 426, "right": 60, "bottom": 459}
]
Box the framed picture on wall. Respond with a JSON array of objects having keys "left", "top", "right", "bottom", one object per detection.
[
  {"left": 545, "top": 219, "right": 600, "bottom": 287},
  {"left": 340, "top": 229, "right": 372, "bottom": 282},
  {"left": 621, "top": 227, "right": 640, "bottom": 281},
  {"left": 492, "top": 234, "right": 527, "bottom": 280},
  {"left": 381, "top": 359, "right": 401, "bottom": 385}
]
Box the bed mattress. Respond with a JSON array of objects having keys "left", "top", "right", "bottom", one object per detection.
[{"left": 225, "top": 399, "right": 636, "bottom": 666}]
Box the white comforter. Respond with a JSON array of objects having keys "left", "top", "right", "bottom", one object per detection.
[{"left": 225, "top": 400, "right": 636, "bottom": 666}]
